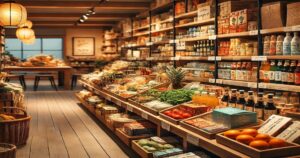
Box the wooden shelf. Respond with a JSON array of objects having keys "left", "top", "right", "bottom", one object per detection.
[
  {"left": 151, "top": 27, "right": 173, "bottom": 34},
  {"left": 71, "top": 65, "right": 95, "bottom": 68},
  {"left": 261, "top": 25, "right": 300, "bottom": 34},
  {"left": 78, "top": 80, "right": 250, "bottom": 158},
  {"left": 176, "top": 18, "right": 214, "bottom": 28},
  {"left": 179, "top": 35, "right": 210, "bottom": 42},
  {"left": 177, "top": 56, "right": 208, "bottom": 60},
  {"left": 151, "top": 18, "right": 173, "bottom": 26},
  {"left": 219, "top": 56, "right": 252, "bottom": 61},
  {"left": 175, "top": 10, "right": 198, "bottom": 19},
  {"left": 146, "top": 56, "right": 173, "bottom": 61},
  {"left": 220, "top": 79, "right": 257, "bottom": 88},
  {"left": 267, "top": 55, "right": 300, "bottom": 60},
  {"left": 103, "top": 51, "right": 117, "bottom": 54},
  {"left": 133, "top": 25, "right": 149, "bottom": 31},
  {"left": 217, "top": 31, "right": 257, "bottom": 38},
  {"left": 152, "top": 40, "right": 170, "bottom": 45},
  {"left": 133, "top": 31, "right": 150, "bottom": 37},
  {"left": 184, "top": 76, "right": 210, "bottom": 83},
  {"left": 258, "top": 82, "right": 300, "bottom": 93},
  {"left": 151, "top": 2, "right": 173, "bottom": 13}
]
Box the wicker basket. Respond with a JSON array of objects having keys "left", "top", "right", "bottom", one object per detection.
[
  {"left": 0, "top": 143, "right": 16, "bottom": 158},
  {"left": 0, "top": 107, "right": 31, "bottom": 146}
]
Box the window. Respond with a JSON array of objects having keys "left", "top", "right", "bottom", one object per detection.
[{"left": 5, "top": 38, "right": 63, "bottom": 59}]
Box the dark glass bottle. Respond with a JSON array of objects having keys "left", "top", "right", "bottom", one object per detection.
[
  {"left": 254, "top": 93, "right": 265, "bottom": 119},
  {"left": 228, "top": 89, "right": 237, "bottom": 108},
  {"left": 281, "top": 60, "right": 290, "bottom": 84},
  {"left": 269, "top": 60, "right": 276, "bottom": 83},
  {"left": 295, "top": 61, "right": 300, "bottom": 85},
  {"left": 274, "top": 60, "right": 283, "bottom": 83},
  {"left": 264, "top": 94, "right": 277, "bottom": 120},
  {"left": 287, "top": 60, "right": 296, "bottom": 85},
  {"left": 221, "top": 88, "right": 230, "bottom": 107},
  {"left": 236, "top": 90, "right": 246, "bottom": 110},
  {"left": 245, "top": 91, "right": 255, "bottom": 112}
]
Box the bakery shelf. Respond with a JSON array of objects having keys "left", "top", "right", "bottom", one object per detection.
[
  {"left": 261, "top": 25, "right": 300, "bottom": 34},
  {"left": 179, "top": 35, "right": 210, "bottom": 42},
  {"left": 175, "top": 10, "right": 198, "bottom": 19},
  {"left": 217, "top": 31, "right": 258, "bottom": 38},
  {"left": 78, "top": 79, "right": 250, "bottom": 158},
  {"left": 267, "top": 55, "right": 300, "bottom": 60},
  {"left": 151, "top": 27, "right": 173, "bottom": 34},
  {"left": 176, "top": 18, "right": 215, "bottom": 28}
]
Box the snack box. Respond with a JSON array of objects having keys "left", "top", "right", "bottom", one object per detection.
[
  {"left": 123, "top": 121, "right": 156, "bottom": 136},
  {"left": 115, "top": 128, "right": 152, "bottom": 147},
  {"left": 212, "top": 107, "right": 257, "bottom": 129},
  {"left": 141, "top": 100, "right": 174, "bottom": 115},
  {"left": 216, "top": 130, "right": 300, "bottom": 158}
]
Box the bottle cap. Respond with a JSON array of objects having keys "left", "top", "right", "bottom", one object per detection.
[
  {"left": 258, "top": 93, "right": 264, "bottom": 97},
  {"left": 268, "top": 93, "right": 274, "bottom": 98},
  {"left": 231, "top": 89, "right": 237, "bottom": 92},
  {"left": 248, "top": 91, "right": 253, "bottom": 95},
  {"left": 239, "top": 90, "right": 244, "bottom": 94}
]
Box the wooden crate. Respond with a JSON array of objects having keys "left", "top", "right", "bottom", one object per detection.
[
  {"left": 132, "top": 140, "right": 153, "bottom": 158},
  {"left": 216, "top": 133, "right": 300, "bottom": 158},
  {"left": 115, "top": 128, "right": 151, "bottom": 147}
]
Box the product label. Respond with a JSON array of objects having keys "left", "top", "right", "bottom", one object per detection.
[
  {"left": 263, "top": 71, "right": 270, "bottom": 81},
  {"left": 269, "top": 71, "right": 275, "bottom": 81},
  {"left": 228, "top": 103, "right": 236, "bottom": 108},
  {"left": 264, "top": 109, "right": 277, "bottom": 120},
  {"left": 276, "top": 42, "right": 283, "bottom": 55},
  {"left": 274, "top": 71, "right": 282, "bottom": 81},
  {"left": 295, "top": 73, "right": 300, "bottom": 84},
  {"left": 161, "top": 122, "right": 170, "bottom": 131},
  {"left": 255, "top": 108, "right": 263, "bottom": 119},
  {"left": 231, "top": 70, "right": 236, "bottom": 80},
  {"left": 291, "top": 43, "right": 300, "bottom": 55},
  {"left": 259, "top": 70, "right": 265, "bottom": 80},
  {"left": 245, "top": 106, "right": 254, "bottom": 112},
  {"left": 281, "top": 72, "right": 288, "bottom": 82},
  {"left": 287, "top": 72, "right": 295, "bottom": 83},
  {"left": 141, "top": 113, "right": 148, "bottom": 119},
  {"left": 283, "top": 43, "right": 291, "bottom": 55},
  {"left": 187, "top": 134, "right": 199, "bottom": 146}
]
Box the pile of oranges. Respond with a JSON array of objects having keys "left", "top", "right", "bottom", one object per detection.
[{"left": 224, "top": 129, "right": 287, "bottom": 150}]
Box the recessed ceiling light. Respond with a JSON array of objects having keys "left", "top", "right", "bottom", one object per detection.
[
  {"left": 82, "top": 15, "right": 88, "bottom": 20},
  {"left": 79, "top": 19, "right": 85, "bottom": 23}
]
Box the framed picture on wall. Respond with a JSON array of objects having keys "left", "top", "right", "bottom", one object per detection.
[{"left": 72, "top": 37, "right": 95, "bottom": 56}]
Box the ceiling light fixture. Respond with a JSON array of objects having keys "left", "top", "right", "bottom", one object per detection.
[
  {"left": 79, "top": 19, "right": 85, "bottom": 23},
  {"left": 82, "top": 15, "right": 88, "bottom": 20},
  {"left": 0, "top": 1, "right": 27, "bottom": 28}
]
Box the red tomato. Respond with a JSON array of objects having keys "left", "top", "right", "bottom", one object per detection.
[
  {"left": 164, "top": 110, "right": 172, "bottom": 116},
  {"left": 182, "top": 113, "right": 192, "bottom": 118},
  {"left": 171, "top": 114, "right": 181, "bottom": 119},
  {"left": 172, "top": 109, "right": 181, "bottom": 114}
]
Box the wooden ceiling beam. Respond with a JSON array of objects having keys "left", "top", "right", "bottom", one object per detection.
[
  {"left": 32, "top": 21, "right": 116, "bottom": 25},
  {"left": 28, "top": 13, "right": 135, "bottom": 18}
]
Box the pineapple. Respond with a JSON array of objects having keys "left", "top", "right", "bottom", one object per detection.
[{"left": 166, "top": 66, "right": 186, "bottom": 89}]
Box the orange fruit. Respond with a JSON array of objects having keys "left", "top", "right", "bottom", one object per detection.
[
  {"left": 249, "top": 140, "right": 270, "bottom": 150},
  {"left": 241, "top": 129, "right": 258, "bottom": 137},
  {"left": 255, "top": 134, "right": 271, "bottom": 142},
  {"left": 236, "top": 134, "right": 254, "bottom": 145},
  {"left": 224, "top": 130, "right": 241, "bottom": 139},
  {"left": 269, "top": 138, "right": 286, "bottom": 148}
]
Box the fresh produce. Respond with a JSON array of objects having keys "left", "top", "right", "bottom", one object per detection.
[
  {"left": 166, "top": 67, "right": 186, "bottom": 89},
  {"left": 163, "top": 108, "right": 193, "bottom": 120},
  {"left": 249, "top": 140, "right": 270, "bottom": 150},
  {"left": 143, "top": 100, "right": 173, "bottom": 112},
  {"left": 240, "top": 129, "right": 258, "bottom": 137},
  {"left": 0, "top": 114, "right": 16, "bottom": 121},
  {"left": 224, "top": 130, "right": 241, "bottom": 139},
  {"left": 236, "top": 135, "right": 254, "bottom": 145},
  {"left": 269, "top": 138, "right": 287, "bottom": 148},
  {"left": 137, "top": 138, "right": 175, "bottom": 152},
  {"left": 255, "top": 134, "right": 271, "bottom": 142},
  {"left": 162, "top": 103, "right": 209, "bottom": 120},
  {"left": 159, "top": 89, "right": 194, "bottom": 105}
]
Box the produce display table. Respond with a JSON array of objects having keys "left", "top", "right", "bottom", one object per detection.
[
  {"left": 78, "top": 79, "right": 251, "bottom": 158},
  {"left": 4, "top": 66, "right": 73, "bottom": 90}
]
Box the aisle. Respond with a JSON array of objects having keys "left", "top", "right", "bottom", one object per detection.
[{"left": 16, "top": 83, "right": 136, "bottom": 158}]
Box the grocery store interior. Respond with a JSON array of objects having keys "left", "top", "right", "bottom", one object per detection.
[{"left": 0, "top": 0, "right": 300, "bottom": 158}]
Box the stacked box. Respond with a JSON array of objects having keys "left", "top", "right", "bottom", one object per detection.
[
  {"left": 123, "top": 121, "right": 156, "bottom": 136},
  {"left": 212, "top": 107, "right": 257, "bottom": 128},
  {"left": 261, "top": 2, "right": 286, "bottom": 29},
  {"left": 287, "top": 2, "right": 300, "bottom": 26}
]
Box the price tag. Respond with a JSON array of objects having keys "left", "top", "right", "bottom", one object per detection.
[
  {"left": 187, "top": 134, "right": 199, "bottom": 146},
  {"left": 248, "top": 82, "right": 257, "bottom": 88},
  {"left": 249, "top": 30, "right": 258, "bottom": 35},
  {"left": 131, "top": 44, "right": 137, "bottom": 47},
  {"left": 215, "top": 56, "right": 221, "bottom": 61},
  {"left": 292, "top": 25, "right": 300, "bottom": 31},
  {"left": 169, "top": 39, "right": 178, "bottom": 44},
  {"left": 216, "top": 79, "right": 223, "bottom": 84},
  {"left": 208, "top": 35, "right": 217, "bottom": 40},
  {"left": 251, "top": 56, "right": 267, "bottom": 61},
  {"left": 141, "top": 113, "right": 148, "bottom": 119},
  {"left": 161, "top": 122, "right": 170, "bottom": 131},
  {"left": 208, "top": 56, "right": 215, "bottom": 61},
  {"left": 127, "top": 44, "right": 132, "bottom": 48},
  {"left": 258, "top": 83, "right": 267, "bottom": 89},
  {"left": 146, "top": 57, "right": 154, "bottom": 61},
  {"left": 171, "top": 56, "right": 180, "bottom": 60},
  {"left": 209, "top": 78, "right": 215, "bottom": 83},
  {"left": 127, "top": 105, "right": 133, "bottom": 112},
  {"left": 146, "top": 42, "right": 153, "bottom": 46}
]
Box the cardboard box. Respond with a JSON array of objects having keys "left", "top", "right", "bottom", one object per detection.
[
  {"left": 261, "top": 2, "right": 286, "bottom": 29},
  {"left": 229, "top": 11, "right": 238, "bottom": 33},
  {"left": 287, "top": 2, "right": 300, "bottom": 26},
  {"left": 218, "top": 1, "right": 256, "bottom": 16},
  {"left": 197, "top": 5, "right": 214, "bottom": 21}
]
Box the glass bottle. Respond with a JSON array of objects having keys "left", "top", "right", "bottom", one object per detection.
[
  {"left": 221, "top": 88, "right": 230, "bottom": 108},
  {"left": 283, "top": 33, "right": 292, "bottom": 55},
  {"left": 264, "top": 94, "right": 277, "bottom": 120},
  {"left": 281, "top": 60, "right": 290, "bottom": 84},
  {"left": 255, "top": 93, "right": 265, "bottom": 119},
  {"left": 236, "top": 90, "right": 246, "bottom": 110},
  {"left": 228, "top": 89, "right": 237, "bottom": 108},
  {"left": 245, "top": 91, "right": 255, "bottom": 112},
  {"left": 276, "top": 35, "right": 284, "bottom": 55},
  {"left": 287, "top": 60, "right": 296, "bottom": 85},
  {"left": 269, "top": 60, "right": 276, "bottom": 83},
  {"left": 294, "top": 60, "right": 300, "bottom": 85},
  {"left": 210, "top": 40, "right": 215, "bottom": 56},
  {"left": 274, "top": 60, "right": 283, "bottom": 83},
  {"left": 291, "top": 32, "right": 300, "bottom": 55},
  {"left": 263, "top": 36, "right": 270, "bottom": 56},
  {"left": 269, "top": 35, "right": 277, "bottom": 56}
]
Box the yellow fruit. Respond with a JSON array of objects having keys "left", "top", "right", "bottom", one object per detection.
[{"left": 224, "top": 130, "right": 241, "bottom": 139}]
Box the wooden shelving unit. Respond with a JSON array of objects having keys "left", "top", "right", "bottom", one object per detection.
[
  {"left": 78, "top": 79, "right": 250, "bottom": 158},
  {"left": 217, "top": 31, "right": 258, "bottom": 38},
  {"left": 175, "top": 18, "right": 214, "bottom": 28},
  {"left": 174, "top": 10, "right": 197, "bottom": 19}
]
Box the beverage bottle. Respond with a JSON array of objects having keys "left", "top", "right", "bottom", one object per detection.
[
  {"left": 228, "top": 89, "right": 237, "bottom": 108},
  {"left": 200, "top": 41, "right": 204, "bottom": 56},
  {"left": 269, "top": 35, "right": 277, "bottom": 55},
  {"left": 255, "top": 93, "right": 265, "bottom": 119},
  {"left": 245, "top": 91, "right": 255, "bottom": 112},
  {"left": 263, "top": 36, "right": 270, "bottom": 56},
  {"left": 274, "top": 60, "right": 283, "bottom": 83},
  {"left": 276, "top": 35, "right": 284, "bottom": 55},
  {"left": 287, "top": 60, "right": 296, "bottom": 85},
  {"left": 210, "top": 40, "right": 215, "bottom": 56},
  {"left": 283, "top": 33, "right": 292, "bottom": 55},
  {"left": 269, "top": 60, "right": 276, "bottom": 83},
  {"left": 295, "top": 61, "right": 300, "bottom": 85},
  {"left": 263, "top": 61, "right": 271, "bottom": 83},
  {"left": 206, "top": 40, "right": 210, "bottom": 56},
  {"left": 259, "top": 61, "right": 266, "bottom": 82},
  {"left": 236, "top": 90, "right": 246, "bottom": 110},
  {"left": 264, "top": 94, "right": 277, "bottom": 120},
  {"left": 221, "top": 88, "right": 230, "bottom": 107},
  {"left": 291, "top": 32, "right": 300, "bottom": 55},
  {"left": 281, "top": 60, "right": 290, "bottom": 84}
]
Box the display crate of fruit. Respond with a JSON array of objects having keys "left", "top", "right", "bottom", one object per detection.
[
  {"left": 115, "top": 128, "right": 153, "bottom": 147},
  {"left": 216, "top": 128, "right": 300, "bottom": 158},
  {"left": 159, "top": 102, "right": 210, "bottom": 125},
  {"left": 180, "top": 110, "right": 262, "bottom": 139}
]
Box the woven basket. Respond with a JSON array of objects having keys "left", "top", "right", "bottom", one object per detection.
[
  {"left": 0, "top": 143, "right": 16, "bottom": 158},
  {"left": 0, "top": 107, "right": 31, "bottom": 146}
]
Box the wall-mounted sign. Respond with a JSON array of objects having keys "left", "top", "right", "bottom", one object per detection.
[{"left": 73, "top": 37, "right": 95, "bottom": 56}]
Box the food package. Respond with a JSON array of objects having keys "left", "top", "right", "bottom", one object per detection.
[
  {"left": 287, "top": 2, "right": 300, "bottom": 26},
  {"left": 218, "top": 1, "right": 256, "bottom": 17},
  {"left": 181, "top": 103, "right": 210, "bottom": 115},
  {"left": 261, "top": 1, "right": 286, "bottom": 29},
  {"left": 197, "top": 5, "right": 214, "bottom": 21},
  {"left": 212, "top": 107, "right": 257, "bottom": 128},
  {"left": 101, "top": 106, "right": 119, "bottom": 115},
  {"left": 123, "top": 121, "right": 156, "bottom": 136}
]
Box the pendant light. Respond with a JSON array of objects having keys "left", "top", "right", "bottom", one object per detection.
[
  {"left": 16, "top": 27, "right": 35, "bottom": 41},
  {"left": 0, "top": 1, "right": 27, "bottom": 28},
  {"left": 23, "top": 35, "right": 36, "bottom": 45},
  {"left": 19, "top": 20, "right": 33, "bottom": 28}
]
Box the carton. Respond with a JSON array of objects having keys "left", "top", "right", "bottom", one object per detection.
[
  {"left": 287, "top": 2, "right": 300, "bottom": 26},
  {"left": 218, "top": 1, "right": 257, "bottom": 16},
  {"left": 229, "top": 11, "right": 238, "bottom": 33},
  {"left": 197, "top": 5, "right": 214, "bottom": 21},
  {"left": 261, "top": 2, "right": 286, "bottom": 29}
]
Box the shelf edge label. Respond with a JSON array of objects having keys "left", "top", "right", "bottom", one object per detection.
[
  {"left": 208, "top": 35, "right": 217, "bottom": 40},
  {"left": 251, "top": 56, "right": 267, "bottom": 61},
  {"left": 127, "top": 105, "right": 133, "bottom": 112},
  {"left": 161, "top": 122, "right": 170, "bottom": 131},
  {"left": 141, "top": 113, "right": 148, "bottom": 119}
]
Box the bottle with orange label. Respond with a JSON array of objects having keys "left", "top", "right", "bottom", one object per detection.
[{"left": 295, "top": 61, "right": 300, "bottom": 85}]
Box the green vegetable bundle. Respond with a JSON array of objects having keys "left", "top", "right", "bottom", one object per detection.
[{"left": 159, "top": 89, "right": 194, "bottom": 105}]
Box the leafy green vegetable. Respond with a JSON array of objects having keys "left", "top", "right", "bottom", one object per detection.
[{"left": 159, "top": 89, "right": 194, "bottom": 105}]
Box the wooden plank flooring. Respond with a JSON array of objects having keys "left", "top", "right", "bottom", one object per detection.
[{"left": 15, "top": 81, "right": 138, "bottom": 158}]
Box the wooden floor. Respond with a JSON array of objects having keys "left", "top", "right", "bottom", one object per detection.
[{"left": 15, "top": 81, "right": 138, "bottom": 158}]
